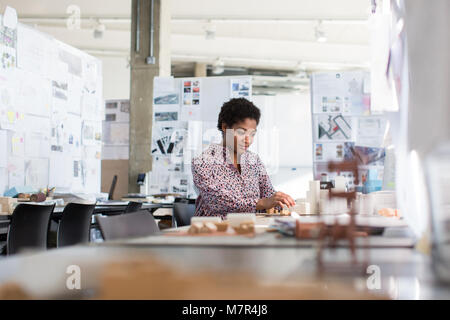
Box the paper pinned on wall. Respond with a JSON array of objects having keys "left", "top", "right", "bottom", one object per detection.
[
  {"left": 108, "top": 122, "right": 129, "bottom": 145},
  {"left": 312, "top": 72, "right": 370, "bottom": 115},
  {"left": 17, "top": 24, "right": 52, "bottom": 77},
  {"left": 154, "top": 76, "right": 175, "bottom": 93},
  {"left": 314, "top": 142, "right": 355, "bottom": 162},
  {"left": 151, "top": 123, "right": 186, "bottom": 156},
  {"left": 0, "top": 15, "right": 17, "bottom": 71},
  {"left": 49, "top": 153, "right": 72, "bottom": 189},
  {"left": 356, "top": 116, "right": 387, "bottom": 148},
  {"left": 81, "top": 120, "right": 102, "bottom": 146},
  {"left": 315, "top": 114, "right": 353, "bottom": 141},
  {"left": 230, "top": 78, "right": 251, "bottom": 98},
  {"left": 81, "top": 159, "right": 100, "bottom": 194},
  {"left": 153, "top": 104, "right": 179, "bottom": 127},
  {"left": 10, "top": 131, "right": 25, "bottom": 157},
  {"left": 16, "top": 69, "right": 52, "bottom": 117},
  {"left": 7, "top": 156, "right": 24, "bottom": 187},
  {"left": 181, "top": 79, "right": 201, "bottom": 106},
  {"left": 64, "top": 113, "right": 82, "bottom": 157},
  {"left": 25, "top": 158, "right": 49, "bottom": 189},
  {"left": 0, "top": 130, "right": 7, "bottom": 167},
  {"left": 2, "top": 6, "right": 18, "bottom": 30},
  {"left": 105, "top": 100, "right": 130, "bottom": 122}
]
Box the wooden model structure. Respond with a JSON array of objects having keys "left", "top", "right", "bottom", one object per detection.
[{"left": 316, "top": 160, "right": 369, "bottom": 275}]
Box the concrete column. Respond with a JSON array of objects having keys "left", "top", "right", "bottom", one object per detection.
[
  {"left": 129, "top": 0, "right": 171, "bottom": 192},
  {"left": 194, "top": 62, "right": 207, "bottom": 77}
]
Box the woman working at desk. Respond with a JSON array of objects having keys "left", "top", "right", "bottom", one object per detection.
[{"left": 192, "top": 98, "right": 295, "bottom": 217}]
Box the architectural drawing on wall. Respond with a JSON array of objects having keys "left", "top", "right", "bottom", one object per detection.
[{"left": 315, "top": 114, "right": 352, "bottom": 141}]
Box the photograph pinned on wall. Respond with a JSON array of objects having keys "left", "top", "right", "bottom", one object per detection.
[
  {"left": 351, "top": 145, "right": 386, "bottom": 166},
  {"left": 182, "top": 79, "right": 201, "bottom": 106},
  {"left": 230, "top": 78, "right": 251, "bottom": 98},
  {"left": 314, "top": 142, "right": 355, "bottom": 162},
  {"left": 154, "top": 76, "right": 178, "bottom": 104},
  {"left": 120, "top": 100, "right": 130, "bottom": 113},
  {"left": 151, "top": 123, "right": 186, "bottom": 156},
  {"left": 105, "top": 99, "right": 130, "bottom": 122},
  {"left": 155, "top": 112, "right": 178, "bottom": 122},
  {"left": 106, "top": 101, "right": 118, "bottom": 109},
  {"left": 315, "top": 114, "right": 353, "bottom": 141},
  {"left": 52, "top": 80, "right": 68, "bottom": 101},
  {"left": 154, "top": 92, "right": 179, "bottom": 105}
]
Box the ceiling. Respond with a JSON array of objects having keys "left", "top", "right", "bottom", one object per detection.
[{"left": 0, "top": 0, "right": 372, "bottom": 88}]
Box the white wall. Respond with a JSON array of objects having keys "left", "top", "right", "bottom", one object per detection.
[
  {"left": 100, "top": 56, "right": 130, "bottom": 100},
  {"left": 252, "top": 93, "right": 313, "bottom": 199},
  {"left": 252, "top": 93, "right": 313, "bottom": 168}
]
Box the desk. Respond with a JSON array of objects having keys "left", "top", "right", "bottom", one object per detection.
[
  {"left": 0, "top": 237, "right": 448, "bottom": 299},
  {"left": 0, "top": 217, "right": 448, "bottom": 299},
  {"left": 0, "top": 202, "right": 174, "bottom": 235}
]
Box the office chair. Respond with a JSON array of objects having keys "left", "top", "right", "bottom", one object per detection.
[
  {"left": 108, "top": 175, "right": 118, "bottom": 200},
  {"left": 57, "top": 203, "right": 96, "bottom": 247},
  {"left": 124, "top": 201, "right": 143, "bottom": 213},
  {"left": 172, "top": 199, "right": 196, "bottom": 228},
  {"left": 7, "top": 203, "right": 55, "bottom": 255},
  {"left": 97, "top": 210, "right": 160, "bottom": 241}
]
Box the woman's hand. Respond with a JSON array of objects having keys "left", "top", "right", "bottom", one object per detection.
[{"left": 256, "top": 191, "right": 296, "bottom": 210}]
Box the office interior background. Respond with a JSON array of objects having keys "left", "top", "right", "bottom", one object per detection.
[{"left": 0, "top": 0, "right": 449, "bottom": 301}]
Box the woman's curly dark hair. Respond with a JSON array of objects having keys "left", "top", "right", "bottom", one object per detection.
[{"left": 217, "top": 98, "right": 261, "bottom": 132}]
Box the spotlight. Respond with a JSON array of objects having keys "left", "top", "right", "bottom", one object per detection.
[
  {"left": 203, "top": 21, "right": 216, "bottom": 40},
  {"left": 315, "top": 20, "right": 327, "bottom": 43},
  {"left": 93, "top": 20, "right": 106, "bottom": 39},
  {"left": 212, "top": 58, "right": 224, "bottom": 75}
]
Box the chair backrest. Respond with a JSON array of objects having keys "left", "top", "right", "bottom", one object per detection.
[
  {"left": 124, "top": 201, "right": 143, "bottom": 213},
  {"left": 96, "top": 210, "right": 159, "bottom": 241},
  {"left": 57, "top": 203, "right": 96, "bottom": 247},
  {"left": 7, "top": 203, "right": 55, "bottom": 255},
  {"left": 172, "top": 202, "right": 196, "bottom": 227},
  {"left": 108, "top": 175, "right": 118, "bottom": 200}
]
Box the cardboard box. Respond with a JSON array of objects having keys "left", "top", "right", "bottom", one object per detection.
[{"left": 0, "top": 197, "right": 18, "bottom": 215}]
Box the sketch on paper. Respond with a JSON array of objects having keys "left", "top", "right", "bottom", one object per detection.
[{"left": 316, "top": 114, "right": 352, "bottom": 141}]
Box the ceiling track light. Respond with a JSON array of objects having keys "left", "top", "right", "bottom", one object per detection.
[
  {"left": 212, "top": 58, "right": 225, "bottom": 74},
  {"left": 203, "top": 20, "right": 216, "bottom": 40},
  {"left": 93, "top": 19, "right": 106, "bottom": 39},
  {"left": 315, "top": 20, "right": 327, "bottom": 43}
]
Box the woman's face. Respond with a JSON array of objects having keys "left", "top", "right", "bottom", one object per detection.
[{"left": 222, "top": 118, "right": 257, "bottom": 154}]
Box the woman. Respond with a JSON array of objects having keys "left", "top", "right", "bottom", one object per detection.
[{"left": 192, "top": 98, "right": 295, "bottom": 217}]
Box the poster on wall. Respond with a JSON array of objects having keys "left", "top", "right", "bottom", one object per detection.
[{"left": 230, "top": 78, "right": 251, "bottom": 98}]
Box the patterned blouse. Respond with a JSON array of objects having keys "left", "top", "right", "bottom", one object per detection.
[{"left": 191, "top": 144, "right": 275, "bottom": 218}]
